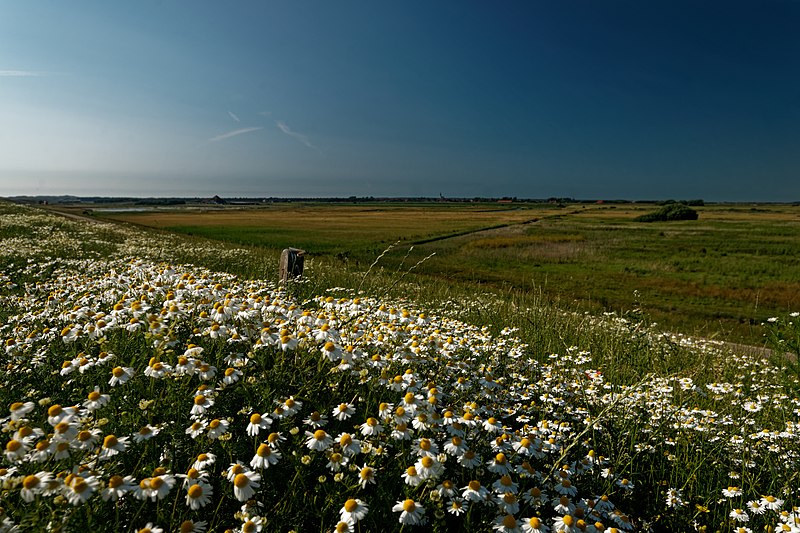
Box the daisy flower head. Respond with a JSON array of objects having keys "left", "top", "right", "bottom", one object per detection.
[
  {"left": 178, "top": 520, "right": 208, "bottom": 533},
  {"left": 326, "top": 452, "right": 348, "bottom": 472},
  {"left": 109, "top": 366, "right": 134, "bottom": 386},
  {"left": 458, "top": 450, "right": 482, "bottom": 469},
  {"left": 99, "top": 434, "right": 128, "bottom": 460},
  {"left": 415, "top": 455, "right": 443, "bottom": 480},
  {"left": 555, "top": 478, "right": 578, "bottom": 497},
  {"left": 232, "top": 471, "right": 261, "bottom": 501},
  {"left": 445, "top": 436, "right": 467, "bottom": 456},
  {"left": 448, "top": 498, "right": 466, "bottom": 516},
  {"left": 186, "top": 420, "right": 206, "bottom": 439},
  {"left": 760, "top": 495, "right": 784, "bottom": 511},
  {"left": 4, "top": 438, "right": 28, "bottom": 462},
  {"left": 358, "top": 464, "right": 376, "bottom": 488},
  {"left": 192, "top": 452, "right": 217, "bottom": 471},
  {"left": 304, "top": 411, "right": 328, "bottom": 429},
  {"left": 136, "top": 523, "right": 163, "bottom": 533},
  {"left": 332, "top": 402, "right": 356, "bottom": 421},
  {"left": 521, "top": 516, "right": 547, "bottom": 533},
  {"left": 133, "top": 424, "right": 160, "bottom": 443},
  {"left": 378, "top": 402, "right": 394, "bottom": 420},
  {"left": 552, "top": 514, "right": 578, "bottom": 533},
  {"left": 246, "top": 413, "right": 272, "bottom": 437},
  {"left": 360, "top": 417, "right": 383, "bottom": 436},
  {"left": 492, "top": 472, "right": 518, "bottom": 494},
  {"left": 191, "top": 394, "right": 214, "bottom": 416},
  {"left": 101, "top": 474, "right": 136, "bottom": 501},
  {"left": 266, "top": 431, "right": 286, "bottom": 448},
  {"left": 9, "top": 401, "right": 35, "bottom": 421},
  {"left": 20, "top": 471, "right": 54, "bottom": 502},
  {"left": 615, "top": 478, "right": 634, "bottom": 491},
  {"left": 333, "top": 521, "right": 354, "bottom": 533},
  {"left": 340, "top": 498, "right": 369, "bottom": 524},
  {"left": 306, "top": 429, "right": 333, "bottom": 451},
  {"left": 729, "top": 508, "right": 749, "bottom": 523},
  {"left": 255, "top": 443, "right": 281, "bottom": 469},
  {"left": 402, "top": 465, "right": 423, "bottom": 487},
  {"left": 488, "top": 452, "right": 511, "bottom": 474},
  {"left": 462, "top": 479, "right": 490, "bottom": 503},
  {"left": 723, "top": 486, "right": 743, "bottom": 498},
  {"left": 206, "top": 418, "right": 229, "bottom": 439},
  {"left": 83, "top": 388, "right": 110, "bottom": 411},
  {"left": 185, "top": 481, "right": 213, "bottom": 510},
  {"left": 493, "top": 514, "right": 522, "bottom": 533},
  {"left": 497, "top": 492, "right": 520, "bottom": 514},
  {"left": 64, "top": 473, "right": 100, "bottom": 505},
  {"left": 746, "top": 500, "right": 765, "bottom": 515},
  {"left": 392, "top": 499, "right": 427, "bottom": 526},
  {"left": 240, "top": 516, "right": 264, "bottom": 533}
]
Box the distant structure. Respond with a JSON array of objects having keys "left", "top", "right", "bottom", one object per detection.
[{"left": 206, "top": 195, "right": 227, "bottom": 205}]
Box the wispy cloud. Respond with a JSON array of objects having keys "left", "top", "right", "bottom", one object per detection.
[
  {"left": 228, "top": 111, "right": 240, "bottom": 123},
  {"left": 276, "top": 120, "right": 316, "bottom": 150},
  {"left": 0, "top": 70, "right": 44, "bottom": 77},
  {"left": 208, "top": 127, "right": 263, "bottom": 143}
]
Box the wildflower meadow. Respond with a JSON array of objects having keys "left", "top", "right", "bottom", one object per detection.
[{"left": 1, "top": 201, "right": 799, "bottom": 532}]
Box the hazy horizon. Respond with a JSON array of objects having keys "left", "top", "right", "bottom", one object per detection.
[{"left": 2, "top": 1, "right": 798, "bottom": 201}]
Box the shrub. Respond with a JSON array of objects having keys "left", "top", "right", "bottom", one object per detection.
[{"left": 636, "top": 204, "right": 699, "bottom": 222}]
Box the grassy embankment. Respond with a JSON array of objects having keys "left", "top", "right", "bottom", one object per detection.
[{"left": 2, "top": 200, "right": 800, "bottom": 531}]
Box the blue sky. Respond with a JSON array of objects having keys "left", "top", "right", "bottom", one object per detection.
[{"left": 1, "top": 1, "right": 798, "bottom": 200}]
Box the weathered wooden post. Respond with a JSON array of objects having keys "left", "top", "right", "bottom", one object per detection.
[{"left": 279, "top": 248, "right": 305, "bottom": 282}]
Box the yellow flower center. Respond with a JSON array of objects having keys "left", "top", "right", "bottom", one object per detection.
[
  {"left": 403, "top": 499, "right": 416, "bottom": 512},
  {"left": 249, "top": 413, "right": 262, "bottom": 424},
  {"left": 344, "top": 498, "right": 359, "bottom": 512},
  {"left": 108, "top": 475, "right": 123, "bottom": 488},
  {"left": 503, "top": 515, "right": 517, "bottom": 528},
  {"left": 103, "top": 435, "right": 119, "bottom": 448},
  {"left": 23, "top": 474, "right": 40, "bottom": 489},
  {"left": 72, "top": 479, "right": 89, "bottom": 494},
  {"left": 529, "top": 517, "right": 542, "bottom": 528},
  {"left": 495, "top": 453, "right": 507, "bottom": 464},
  {"left": 233, "top": 473, "right": 250, "bottom": 488},
  {"left": 563, "top": 515, "right": 575, "bottom": 527},
  {"left": 419, "top": 438, "right": 431, "bottom": 451},
  {"left": 406, "top": 466, "right": 417, "bottom": 476},
  {"left": 187, "top": 484, "right": 203, "bottom": 498},
  {"left": 257, "top": 444, "right": 271, "bottom": 457},
  {"left": 112, "top": 367, "right": 125, "bottom": 377},
  {"left": 468, "top": 480, "right": 481, "bottom": 491},
  {"left": 313, "top": 429, "right": 327, "bottom": 441},
  {"left": 421, "top": 456, "right": 434, "bottom": 468},
  {"left": 6, "top": 439, "right": 22, "bottom": 452}
]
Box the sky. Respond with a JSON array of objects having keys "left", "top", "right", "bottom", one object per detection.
[{"left": 0, "top": 1, "right": 798, "bottom": 201}]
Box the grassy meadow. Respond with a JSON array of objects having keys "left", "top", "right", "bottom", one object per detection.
[
  {"left": 96, "top": 202, "right": 800, "bottom": 345},
  {"left": 2, "top": 200, "right": 800, "bottom": 532}
]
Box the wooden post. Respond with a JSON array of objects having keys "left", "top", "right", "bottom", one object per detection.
[{"left": 280, "top": 248, "right": 305, "bottom": 282}]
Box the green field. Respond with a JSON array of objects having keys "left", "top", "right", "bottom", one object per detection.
[{"left": 96, "top": 202, "right": 800, "bottom": 344}]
